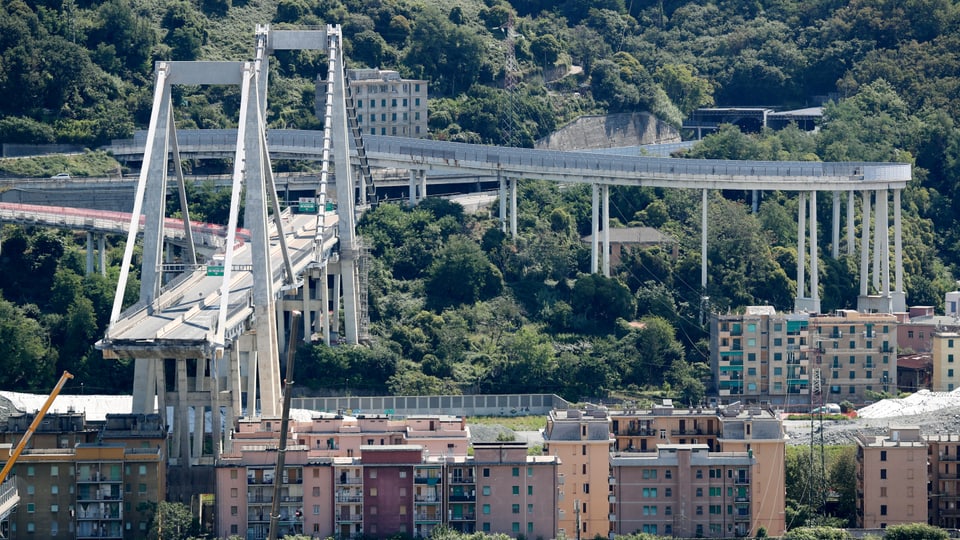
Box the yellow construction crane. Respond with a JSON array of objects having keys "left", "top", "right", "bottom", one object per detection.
[{"left": 0, "top": 371, "right": 74, "bottom": 485}]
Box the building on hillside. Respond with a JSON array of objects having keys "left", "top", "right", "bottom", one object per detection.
[
  {"left": 608, "top": 400, "right": 786, "bottom": 537},
  {"left": 610, "top": 445, "right": 755, "bottom": 537},
  {"left": 473, "top": 441, "right": 559, "bottom": 539},
  {"left": 711, "top": 308, "right": 898, "bottom": 407},
  {"left": 542, "top": 406, "right": 614, "bottom": 539},
  {"left": 340, "top": 68, "right": 428, "bottom": 138},
  {"left": 580, "top": 227, "right": 677, "bottom": 270},
  {"left": 896, "top": 353, "right": 932, "bottom": 392},
  {"left": 932, "top": 332, "right": 960, "bottom": 391},
  {"left": 895, "top": 306, "right": 960, "bottom": 353},
  {"left": 926, "top": 434, "right": 960, "bottom": 529},
  {"left": 855, "top": 427, "right": 928, "bottom": 528},
  {"left": 0, "top": 413, "right": 166, "bottom": 540},
  {"left": 810, "top": 310, "right": 898, "bottom": 405},
  {"left": 710, "top": 306, "right": 812, "bottom": 408}
]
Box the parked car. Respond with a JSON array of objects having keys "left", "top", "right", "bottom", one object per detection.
[{"left": 50, "top": 172, "right": 71, "bottom": 179}]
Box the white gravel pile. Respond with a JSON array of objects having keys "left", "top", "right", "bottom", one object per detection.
[{"left": 857, "top": 388, "right": 960, "bottom": 419}]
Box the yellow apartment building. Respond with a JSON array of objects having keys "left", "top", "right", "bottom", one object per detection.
[{"left": 932, "top": 332, "right": 960, "bottom": 391}]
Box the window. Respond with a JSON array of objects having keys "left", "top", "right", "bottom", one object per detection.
[
  {"left": 643, "top": 505, "right": 657, "bottom": 515},
  {"left": 881, "top": 505, "right": 888, "bottom": 515},
  {"left": 528, "top": 486, "right": 533, "bottom": 496},
  {"left": 665, "top": 506, "right": 672, "bottom": 515},
  {"left": 665, "top": 488, "right": 672, "bottom": 497},
  {"left": 528, "top": 503, "right": 534, "bottom": 514},
  {"left": 51, "top": 485, "right": 58, "bottom": 495},
  {"left": 696, "top": 488, "right": 703, "bottom": 497},
  {"left": 399, "top": 505, "right": 406, "bottom": 515},
  {"left": 51, "top": 465, "right": 59, "bottom": 476},
  {"left": 583, "top": 484, "right": 589, "bottom": 494},
  {"left": 231, "top": 506, "right": 238, "bottom": 516},
  {"left": 665, "top": 470, "right": 672, "bottom": 479},
  {"left": 880, "top": 469, "right": 887, "bottom": 479},
  {"left": 139, "top": 483, "right": 147, "bottom": 494},
  {"left": 643, "top": 488, "right": 658, "bottom": 497},
  {"left": 512, "top": 486, "right": 520, "bottom": 495},
  {"left": 26, "top": 485, "right": 34, "bottom": 495},
  {"left": 27, "top": 466, "right": 34, "bottom": 476},
  {"left": 482, "top": 486, "right": 491, "bottom": 496},
  {"left": 51, "top": 504, "right": 58, "bottom": 513},
  {"left": 512, "top": 467, "right": 520, "bottom": 477},
  {"left": 696, "top": 469, "right": 703, "bottom": 479},
  {"left": 139, "top": 465, "right": 147, "bottom": 475},
  {"left": 26, "top": 503, "right": 35, "bottom": 513},
  {"left": 482, "top": 504, "right": 490, "bottom": 515},
  {"left": 512, "top": 504, "right": 520, "bottom": 514},
  {"left": 512, "top": 522, "right": 520, "bottom": 533},
  {"left": 231, "top": 488, "right": 238, "bottom": 498},
  {"left": 696, "top": 506, "right": 703, "bottom": 515},
  {"left": 643, "top": 469, "right": 658, "bottom": 480},
  {"left": 313, "top": 505, "right": 320, "bottom": 515},
  {"left": 482, "top": 523, "right": 491, "bottom": 532},
  {"left": 370, "top": 487, "right": 378, "bottom": 497},
  {"left": 880, "top": 451, "right": 887, "bottom": 461},
  {"left": 313, "top": 486, "right": 320, "bottom": 496}
]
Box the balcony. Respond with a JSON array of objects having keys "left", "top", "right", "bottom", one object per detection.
[
  {"left": 416, "top": 514, "right": 442, "bottom": 522},
  {"left": 609, "top": 513, "right": 617, "bottom": 521},
  {"left": 734, "top": 477, "right": 751, "bottom": 485},
  {"left": 449, "top": 476, "right": 476, "bottom": 484},
  {"left": 608, "top": 476, "right": 616, "bottom": 486},
  {"left": 337, "top": 495, "right": 362, "bottom": 503},
  {"left": 415, "top": 496, "right": 440, "bottom": 503},
  {"left": 337, "top": 514, "right": 363, "bottom": 522},
  {"left": 735, "top": 496, "right": 750, "bottom": 503},
  {"left": 449, "top": 493, "right": 476, "bottom": 502},
  {"left": 449, "top": 513, "right": 476, "bottom": 521},
  {"left": 415, "top": 476, "right": 441, "bottom": 485},
  {"left": 608, "top": 494, "right": 616, "bottom": 503},
  {"left": 336, "top": 477, "right": 362, "bottom": 485}
]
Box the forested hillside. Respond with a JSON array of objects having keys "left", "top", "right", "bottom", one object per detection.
[{"left": 1, "top": 0, "right": 959, "bottom": 402}]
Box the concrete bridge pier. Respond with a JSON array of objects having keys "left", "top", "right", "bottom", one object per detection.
[
  {"left": 847, "top": 190, "right": 856, "bottom": 256},
  {"left": 588, "top": 183, "right": 612, "bottom": 277},
  {"left": 85, "top": 232, "right": 108, "bottom": 276},
  {"left": 794, "top": 191, "right": 821, "bottom": 313},
  {"left": 856, "top": 188, "right": 906, "bottom": 313}
]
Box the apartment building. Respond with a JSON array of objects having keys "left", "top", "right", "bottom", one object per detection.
[
  {"left": 855, "top": 427, "right": 928, "bottom": 528},
  {"left": 611, "top": 445, "right": 755, "bottom": 537},
  {"left": 0, "top": 413, "right": 166, "bottom": 540},
  {"left": 811, "top": 310, "right": 897, "bottom": 405},
  {"left": 473, "top": 441, "right": 558, "bottom": 539},
  {"left": 712, "top": 307, "right": 897, "bottom": 407},
  {"left": 344, "top": 68, "right": 428, "bottom": 138},
  {"left": 609, "top": 401, "right": 786, "bottom": 537},
  {"left": 896, "top": 306, "right": 960, "bottom": 353},
  {"left": 711, "top": 306, "right": 812, "bottom": 407},
  {"left": 926, "top": 434, "right": 960, "bottom": 529},
  {"left": 542, "top": 407, "right": 614, "bottom": 539},
  {"left": 932, "top": 332, "right": 960, "bottom": 391}
]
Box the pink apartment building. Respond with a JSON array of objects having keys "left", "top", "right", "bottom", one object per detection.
[
  {"left": 473, "top": 441, "right": 559, "bottom": 539},
  {"left": 855, "top": 427, "right": 928, "bottom": 529}
]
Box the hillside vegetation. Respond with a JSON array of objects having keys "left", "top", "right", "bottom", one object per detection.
[{"left": 0, "top": 0, "right": 959, "bottom": 408}]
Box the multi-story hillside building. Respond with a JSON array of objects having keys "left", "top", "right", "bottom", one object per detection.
[
  {"left": 810, "top": 310, "right": 897, "bottom": 404},
  {"left": 896, "top": 306, "right": 960, "bottom": 353},
  {"left": 926, "top": 434, "right": 960, "bottom": 529},
  {"left": 711, "top": 306, "right": 812, "bottom": 407},
  {"left": 344, "top": 68, "right": 428, "bottom": 138},
  {"left": 610, "top": 444, "right": 755, "bottom": 537},
  {"left": 932, "top": 332, "right": 960, "bottom": 391},
  {"left": 855, "top": 427, "right": 928, "bottom": 528},
  {"left": 712, "top": 307, "right": 898, "bottom": 407},
  {"left": 608, "top": 401, "right": 786, "bottom": 537},
  {"left": 0, "top": 413, "right": 166, "bottom": 540},
  {"left": 542, "top": 407, "right": 614, "bottom": 539}
]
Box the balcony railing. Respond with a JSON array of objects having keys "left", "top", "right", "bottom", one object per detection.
[{"left": 449, "top": 514, "right": 476, "bottom": 521}]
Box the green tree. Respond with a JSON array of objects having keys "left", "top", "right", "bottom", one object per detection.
[
  {"left": 162, "top": 1, "right": 207, "bottom": 61},
  {"left": 570, "top": 273, "right": 636, "bottom": 330},
  {"left": 617, "top": 316, "right": 684, "bottom": 386},
  {"left": 404, "top": 7, "right": 485, "bottom": 95},
  {"left": 146, "top": 501, "right": 200, "bottom": 540},
  {"left": 655, "top": 63, "right": 714, "bottom": 116},
  {"left": 426, "top": 236, "right": 503, "bottom": 311},
  {"left": 883, "top": 524, "right": 949, "bottom": 540}
]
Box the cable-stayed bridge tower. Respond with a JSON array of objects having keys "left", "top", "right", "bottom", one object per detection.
[{"left": 97, "top": 27, "right": 361, "bottom": 484}]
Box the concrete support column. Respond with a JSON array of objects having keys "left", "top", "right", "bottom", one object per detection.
[
  {"left": 245, "top": 349, "right": 258, "bottom": 416},
  {"left": 810, "top": 191, "right": 819, "bottom": 309},
  {"left": 879, "top": 188, "right": 891, "bottom": 296},
  {"left": 499, "top": 172, "right": 507, "bottom": 233},
  {"left": 409, "top": 170, "right": 417, "bottom": 205},
  {"left": 320, "top": 267, "right": 330, "bottom": 344},
  {"left": 509, "top": 178, "right": 517, "bottom": 239},
  {"left": 98, "top": 234, "right": 107, "bottom": 276},
  {"left": 86, "top": 232, "right": 95, "bottom": 275},
  {"left": 176, "top": 358, "right": 190, "bottom": 463},
  {"left": 131, "top": 359, "right": 156, "bottom": 414},
  {"left": 192, "top": 403, "right": 204, "bottom": 463},
  {"left": 602, "top": 184, "right": 610, "bottom": 277},
  {"left": 860, "top": 191, "right": 871, "bottom": 296},
  {"left": 701, "top": 189, "right": 708, "bottom": 289},
  {"left": 276, "top": 302, "right": 287, "bottom": 356},
  {"left": 846, "top": 191, "right": 856, "bottom": 256},
  {"left": 332, "top": 272, "right": 341, "bottom": 338},
  {"left": 832, "top": 191, "right": 840, "bottom": 259},
  {"left": 226, "top": 345, "right": 240, "bottom": 453},
  {"left": 155, "top": 359, "right": 166, "bottom": 427},
  {"left": 419, "top": 170, "right": 427, "bottom": 201},
  {"left": 591, "top": 184, "right": 600, "bottom": 274},
  {"left": 872, "top": 190, "right": 882, "bottom": 293},
  {"left": 302, "top": 277, "right": 312, "bottom": 343},
  {"left": 893, "top": 188, "right": 905, "bottom": 311},
  {"left": 797, "top": 192, "right": 806, "bottom": 300},
  {"left": 752, "top": 190, "right": 759, "bottom": 214}
]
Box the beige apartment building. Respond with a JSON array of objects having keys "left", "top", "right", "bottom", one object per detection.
[
  {"left": 855, "top": 427, "right": 928, "bottom": 528},
  {"left": 712, "top": 307, "right": 897, "bottom": 407},
  {"left": 345, "top": 68, "right": 428, "bottom": 138},
  {"left": 932, "top": 331, "right": 960, "bottom": 391},
  {"left": 0, "top": 413, "right": 166, "bottom": 540},
  {"left": 711, "top": 306, "right": 812, "bottom": 408},
  {"left": 611, "top": 444, "right": 755, "bottom": 537},
  {"left": 926, "top": 434, "right": 960, "bottom": 529},
  {"left": 609, "top": 401, "right": 786, "bottom": 537},
  {"left": 542, "top": 407, "right": 614, "bottom": 539}
]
